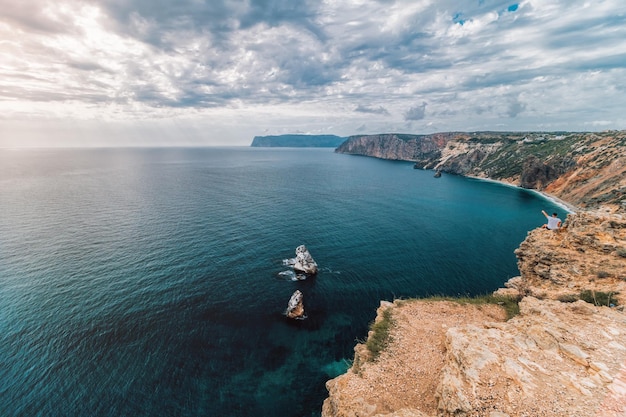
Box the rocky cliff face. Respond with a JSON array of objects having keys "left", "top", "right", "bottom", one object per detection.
[
  {"left": 322, "top": 211, "right": 626, "bottom": 417},
  {"left": 336, "top": 131, "right": 626, "bottom": 212}
]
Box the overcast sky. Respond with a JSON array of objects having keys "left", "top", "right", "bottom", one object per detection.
[{"left": 1, "top": 0, "right": 625, "bottom": 147}]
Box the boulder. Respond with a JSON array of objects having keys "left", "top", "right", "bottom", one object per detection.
[
  {"left": 285, "top": 290, "right": 306, "bottom": 319},
  {"left": 292, "top": 245, "right": 318, "bottom": 275}
]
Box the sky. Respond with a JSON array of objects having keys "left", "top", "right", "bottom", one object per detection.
[{"left": 1, "top": 0, "right": 625, "bottom": 147}]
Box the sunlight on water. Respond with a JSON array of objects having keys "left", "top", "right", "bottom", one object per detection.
[{"left": 0, "top": 147, "right": 565, "bottom": 417}]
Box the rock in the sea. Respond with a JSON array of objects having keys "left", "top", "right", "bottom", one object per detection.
[
  {"left": 292, "top": 245, "right": 318, "bottom": 275},
  {"left": 285, "top": 290, "right": 306, "bottom": 319}
]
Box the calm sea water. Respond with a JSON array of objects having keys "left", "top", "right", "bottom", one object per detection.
[{"left": 0, "top": 147, "right": 564, "bottom": 417}]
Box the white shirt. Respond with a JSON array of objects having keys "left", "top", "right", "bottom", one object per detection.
[{"left": 547, "top": 216, "right": 561, "bottom": 229}]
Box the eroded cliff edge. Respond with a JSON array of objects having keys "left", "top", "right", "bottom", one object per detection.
[
  {"left": 336, "top": 131, "right": 626, "bottom": 212},
  {"left": 322, "top": 211, "right": 626, "bottom": 417}
]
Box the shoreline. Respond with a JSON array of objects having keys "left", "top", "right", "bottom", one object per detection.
[
  {"left": 463, "top": 174, "right": 578, "bottom": 214},
  {"left": 530, "top": 189, "right": 578, "bottom": 214}
]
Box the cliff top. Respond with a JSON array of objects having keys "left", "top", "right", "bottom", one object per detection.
[{"left": 323, "top": 211, "right": 626, "bottom": 417}]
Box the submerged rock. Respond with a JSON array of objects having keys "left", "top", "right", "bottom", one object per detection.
[
  {"left": 285, "top": 290, "right": 306, "bottom": 319},
  {"left": 291, "top": 245, "right": 318, "bottom": 275}
]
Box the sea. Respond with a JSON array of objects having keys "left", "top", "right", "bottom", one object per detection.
[{"left": 0, "top": 147, "right": 566, "bottom": 417}]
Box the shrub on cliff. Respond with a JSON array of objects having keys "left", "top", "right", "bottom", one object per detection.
[
  {"left": 366, "top": 308, "right": 395, "bottom": 360},
  {"left": 418, "top": 294, "right": 521, "bottom": 320},
  {"left": 579, "top": 290, "right": 618, "bottom": 307}
]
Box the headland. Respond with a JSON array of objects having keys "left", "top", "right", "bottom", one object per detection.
[
  {"left": 335, "top": 130, "right": 626, "bottom": 213},
  {"left": 323, "top": 130, "right": 626, "bottom": 416}
]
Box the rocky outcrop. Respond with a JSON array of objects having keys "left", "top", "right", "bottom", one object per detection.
[
  {"left": 285, "top": 290, "right": 306, "bottom": 319},
  {"left": 322, "top": 211, "right": 626, "bottom": 417},
  {"left": 284, "top": 245, "right": 318, "bottom": 276},
  {"left": 336, "top": 131, "right": 626, "bottom": 212},
  {"left": 432, "top": 297, "right": 626, "bottom": 417},
  {"left": 293, "top": 245, "right": 318, "bottom": 275},
  {"left": 519, "top": 155, "right": 569, "bottom": 189},
  {"left": 335, "top": 133, "right": 459, "bottom": 168},
  {"left": 498, "top": 211, "right": 626, "bottom": 304}
]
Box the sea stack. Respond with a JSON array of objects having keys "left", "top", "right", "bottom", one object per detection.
[
  {"left": 293, "top": 245, "right": 318, "bottom": 275},
  {"left": 285, "top": 290, "right": 305, "bottom": 319}
]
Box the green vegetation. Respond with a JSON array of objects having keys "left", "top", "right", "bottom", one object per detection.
[
  {"left": 479, "top": 135, "right": 582, "bottom": 179},
  {"left": 467, "top": 134, "right": 518, "bottom": 144},
  {"left": 395, "top": 134, "right": 425, "bottom": 142},
  {"left": 365, "top": 308, "right": 395, "bottom": 360},
  {"left": 559, "top": 290, "right": 620, "bottom": 306},
  {"left": 597, "top": 271, "right": 610, "bottom": 278},
  {"left": 617, "top": 248, "right": 626, "bottom": 258},
  {"left": 557, "top": 294, "right": 579, "bottom": 303},
  {"left": 400, "top": 294, "right": 521, "bottom": 320},
  {"left": 579, "top": 290, "right": 618, "bottom": 307}
]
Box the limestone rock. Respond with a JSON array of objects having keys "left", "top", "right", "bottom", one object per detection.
[
  {"left": 322, "top": 211, "right": 626, "bottom": 417},
  {"left": 515, "top": 212, "right": 626, "bottom": 302},
  {"left": 285, "top": 290, "right": 305, "bottom": 319},
  {"left": 292, "top": 245, "right": 318, "bottom": 275}
]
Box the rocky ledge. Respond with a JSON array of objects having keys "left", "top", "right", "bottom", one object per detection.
[{"left": 322, "top": 211, "right": 626, "bottom": 417}]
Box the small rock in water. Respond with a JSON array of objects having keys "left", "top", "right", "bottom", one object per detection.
[
  {"left": 291, "top": 245, "right": 318, "bottom": 275},
  {"left": 285, "top": 290, "right": 306, "bottom": 319}
]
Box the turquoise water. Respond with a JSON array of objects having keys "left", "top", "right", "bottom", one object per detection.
[{"left": 0, "top": 147, "right": 564, "bottom": 416}]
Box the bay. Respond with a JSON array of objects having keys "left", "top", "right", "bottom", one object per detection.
[{"left": 0, "top": 147, "right": 564, "bottom": 416}]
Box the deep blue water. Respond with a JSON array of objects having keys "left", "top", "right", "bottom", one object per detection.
[{"left": 0, "top": 147, "right": 565, "bottom": 416}]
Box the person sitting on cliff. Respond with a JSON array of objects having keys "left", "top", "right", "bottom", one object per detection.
[{"left": 541, "top": 210, "right": 562, "bottom": 230}]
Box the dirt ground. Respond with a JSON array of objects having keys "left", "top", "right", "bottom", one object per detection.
[{"left": 329, "top": 300, "right": 507, "bottom": 416}]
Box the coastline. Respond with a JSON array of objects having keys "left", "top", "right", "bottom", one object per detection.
[
  {"left": 464, "top": 173, "right": 578, "bottom": 214},
  {"left": 530, "top": 189, "right": 578, "bottom": 214},
  {"left": 322, "top": 210, "right": 626, "bottom": 417}
]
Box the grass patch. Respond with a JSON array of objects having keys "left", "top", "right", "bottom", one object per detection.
[
  {"left": 557, "top": 294, "right": 579, "bottom": 303},
  {"left": 415, "top": 294, "right": 521, "bottom": 320},
  {"left": 366, "top": 308, "right": 395, "bottom": 360},
  {"left": 579, "top": 290, "right": 619, "bottom": 307}
]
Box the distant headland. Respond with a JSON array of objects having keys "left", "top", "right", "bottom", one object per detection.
[
  {"left": 250, "top": 134, "right": 346, "bottom": 147},
  {"left": 335, "top": 130, "right": 626, "bottom": 213}
]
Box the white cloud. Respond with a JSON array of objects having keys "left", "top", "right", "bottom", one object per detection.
[{"left": 0, "top": 0, "right": 625, "bottom": 146}]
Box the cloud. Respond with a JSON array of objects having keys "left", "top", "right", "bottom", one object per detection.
[
  {"left": 355, "top": 105, "right": 390, "bottom": 115},
  {"left": 0, "top": 0, "right": 76, "bottom": 34},
  {"left": 506, "top": 96, "right": 526, "bottom": 118},
  {"left": 1, "top": 0, "right": 626, "bottom": 146},
  {"left": 404, "top": 102, "right": 427, "bottom": 121}
]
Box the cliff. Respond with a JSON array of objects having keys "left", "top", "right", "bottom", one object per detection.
[
  {"left": 250, "top": 134, "right": 346, "bottom": 147},
  {"left": 322, "top": 211, "right": 626, "bottom": 417},
  {"left": 336, "top": 131, "right": 626, "bottom": 212}
]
